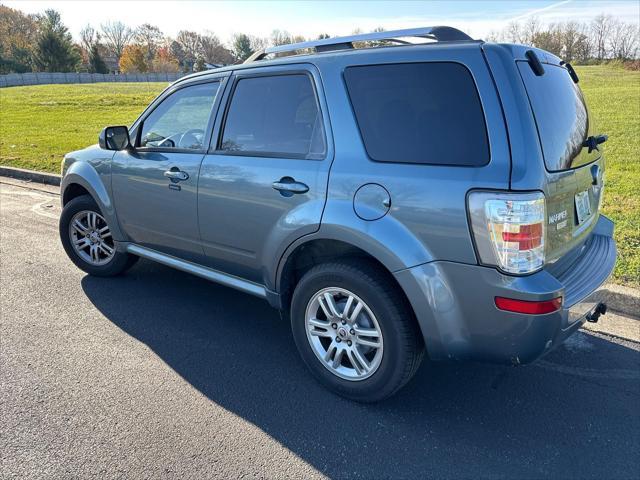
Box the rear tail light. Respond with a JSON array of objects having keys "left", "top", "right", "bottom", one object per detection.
[
  {"left": 495, "top": 296, "right": 562, "bottom": 314},
  {"left": 468, "top": 192, "right": 546, "bottom": 274}
]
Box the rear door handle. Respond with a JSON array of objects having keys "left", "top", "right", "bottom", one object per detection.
[
  {"left": 164, "top": 168, "right": 189, "bottom": 182},
  {"left": 272, "top": 177, "right": 309, "bottom": 195}
]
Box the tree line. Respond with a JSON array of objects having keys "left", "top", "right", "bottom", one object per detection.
[
  {"left": 1, "top": 4, "right": 638, "bottom": 76},
  {"left": 487, "top": 14, "right": 639, "bottom": 63},
  {"left": 0, "top": 5, "right": 315, "bottom": 74}
]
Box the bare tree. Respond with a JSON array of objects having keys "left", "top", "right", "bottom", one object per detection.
[
  {"left": 176, "top": 30, "right": 201, "bottom": 69},
  {"left": 79, "top": 24, "right": 98, "bottom": 52},
  {"left": 486, "top": 13, "right": 640, "bottom": 62},
  {"left": 100, "top": 21, "right": 133, "bottom": 62},
  {"left": 590, "top": 14, "right": 613, "bottom": 60},
  {"left": 574, "top": 22, "right": 593, "bottom": 63},
  {"left": 531, "top": 23, "right": 564, "bottom": 57},
  {"left": 485, "top": 30, "right": 501, "bottom": 42},
  {"left": 610, "top": 19, "right": 639, "bottom": 59},
  {"left": 134, "top": 23, "right": 164, "bottom": 61},
  {"left": 199, "top": 32, "right": 235, "bottom": 65},
  {"left": 505, "top": 21, "right": 525, "bottom": 43},
  {"left": 522, "top": 17, "right": 541, "bottom": 45},
  {"left": 270, "top": 29, "right": 292, "bottom": 46},
  {"left": 562, "top": 21, "right": 586, "bottom": 62},
  {"left": 250, "top": 35, "right": 269, "bottom": 52}
]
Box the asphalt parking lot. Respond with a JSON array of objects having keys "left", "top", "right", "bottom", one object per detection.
[{"left": 1, "top": 180, "right": 639, "bottom": 479}]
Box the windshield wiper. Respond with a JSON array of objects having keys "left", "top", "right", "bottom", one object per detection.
[{"left": 582, "top": 134, "right": 608, "bottom": 153}]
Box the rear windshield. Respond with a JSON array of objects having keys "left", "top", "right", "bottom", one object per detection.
[
  {"left": 344, "top": 62, "right": 489, "bottom": 166},
  {"left": 517, "top": 62, "right": 598, "bottom": 171}
]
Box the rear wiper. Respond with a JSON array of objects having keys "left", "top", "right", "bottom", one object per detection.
[{"left": 582, "top": 134, "right": 608, "bottom": 153}]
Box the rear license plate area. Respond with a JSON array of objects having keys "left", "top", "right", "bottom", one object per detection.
[{"left": 575, "top": 189, "right": 592, "bottom": 225}]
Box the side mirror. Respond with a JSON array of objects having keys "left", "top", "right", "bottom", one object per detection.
[{"left": 99, "top": 126, "right": 131, "bottom": 151}]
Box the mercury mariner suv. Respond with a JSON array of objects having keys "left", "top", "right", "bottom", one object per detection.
[{"left": 59, "top": 27, "right": 616, "bottom": 402}]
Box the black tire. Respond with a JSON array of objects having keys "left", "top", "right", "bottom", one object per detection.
[
  {"left": 59, "top": 194, "right": 138, "bottom": 277},
  {"left": 290, "top": 260, "right": 425, "bottom": 402}
]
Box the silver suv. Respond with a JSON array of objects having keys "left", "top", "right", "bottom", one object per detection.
[{"left": 59, "top": 27, "right": 616, "bottom": 402}]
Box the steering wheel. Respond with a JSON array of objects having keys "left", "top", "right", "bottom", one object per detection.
[{"left": 178, "top": 129, "right": 205, "bottom": 149}]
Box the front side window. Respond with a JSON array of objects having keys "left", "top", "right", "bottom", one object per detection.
[
  {"left": 344, "top": 62, "right": 490, "bottom": 166},
  {"left": 140, "top": 82, "right": 219, "bottom": 150},
  {"left": 220, "top": 74, "right": 325, "bottom": 158}
]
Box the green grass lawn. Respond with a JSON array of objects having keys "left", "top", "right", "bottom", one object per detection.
[
  {"left": 0, "top": 83, "right": 167, "bottom": 172},
  {"left": 576, "top": 66, "right": 640, "bottom": 287},
  {"left": 0, "top": 67, "right": 638, "bottom": 286}
]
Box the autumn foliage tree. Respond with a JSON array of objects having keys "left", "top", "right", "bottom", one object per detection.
[
  {"left": 151, "top": 46, "right": 180, "bottom": 73},
  {"left": 0, "top": 5, "right": 39, "bottom": 73},
  {"left": 119, "top": 44, "right": 147, "bottom": 73}
]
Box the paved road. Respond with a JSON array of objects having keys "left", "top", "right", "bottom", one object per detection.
[{"left": 1, "top": 181, "right": 639, "bottom": 479}]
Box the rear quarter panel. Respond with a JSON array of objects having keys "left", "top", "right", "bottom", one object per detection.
[{"left": 311, "top": 44, "right": 511, "bottom": 270}]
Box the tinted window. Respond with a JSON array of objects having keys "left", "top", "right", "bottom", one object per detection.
[
  {"left": 517, "top": 62, "right": 596, "bottom": 171},
  {"left": 220, "top": 74, "right": 325, "bottom": 158},
  {"left": 344, "top": 62, "right": 489, "bottom": 166},
  {"left": 140, "top": 82, "right": 219, "bottom": 150}
]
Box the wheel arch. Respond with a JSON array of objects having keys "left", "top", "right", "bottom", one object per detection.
[
  {"left": 275, "top": 237, "right": 421, "bottom": 332},
  {"left": 61, "top": 161, "right": 125, "bottom": 242}
]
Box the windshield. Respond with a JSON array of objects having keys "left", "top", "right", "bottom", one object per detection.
[{"left": 518, "top": 62, "right": 599, "bottom": 171}]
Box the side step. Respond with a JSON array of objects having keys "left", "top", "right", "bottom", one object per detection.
[{"left": 125, "top": 244, "right": 267, "bottom": 299}]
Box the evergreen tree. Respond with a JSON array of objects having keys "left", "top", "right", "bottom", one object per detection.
[
  {"left": 231, "top": 33, "right": 253, "bottom": 62},
  {"left": 32, "top": 10, "right": 79, "bottom": 72},
  {"left": 89, "top": 44, "right": 108, "bottom": 73},
  {"left": 194, "top": 56, "right": 206, "bottom": 72}
]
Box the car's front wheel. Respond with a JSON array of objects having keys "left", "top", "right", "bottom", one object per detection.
[
  {"left": 290, "top": 260, "right": 424, "bottom": 402},
  {"left": 59, "top": 194, "right": 137, "bottom": 276}
]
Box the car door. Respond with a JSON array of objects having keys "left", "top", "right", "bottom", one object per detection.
[
  {"left": 198, "top": 65, "right": 333, "bottom": 283},
  {"left": 112, "top": 77, "right": 227, "bottom": 263}
]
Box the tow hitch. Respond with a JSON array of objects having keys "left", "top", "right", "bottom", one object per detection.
[{"left": 586, "top": 302, "right": 607, "bottom": 323}]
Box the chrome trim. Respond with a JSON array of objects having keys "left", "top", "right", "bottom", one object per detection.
[{"left": 125, "top": 244, "right": 267, "bottom": 299}]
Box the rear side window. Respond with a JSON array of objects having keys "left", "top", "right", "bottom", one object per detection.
[
  {"left": 344, "top": 62, "right": 489, "bottom": 166},
  {"left": 517, "top": 62, "right": 596, "bottom": 171},
  {"left": 220, "top": 74, "right": 326, "bottom": 158}
]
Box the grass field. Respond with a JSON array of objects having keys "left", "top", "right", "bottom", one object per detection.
[
  {"left": 0, "top": 66, "right": 638, "bottom": 286},
  {"left": 0, "top": 83, "right": 166, "bottom": 172},
  {"left": 577, "top": 66, "right": 640, "bottom": 287}
]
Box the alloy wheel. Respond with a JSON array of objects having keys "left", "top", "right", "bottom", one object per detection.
[
  {"left": 305, "top": 287, "right": 384, "bottom": 381},
  {"left": 68, "top": 210, "right": 115, "bottom": 266}
]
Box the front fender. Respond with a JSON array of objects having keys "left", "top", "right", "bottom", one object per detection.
[{"left": 61, "top": 159, "right": 125, "bottom": 242}]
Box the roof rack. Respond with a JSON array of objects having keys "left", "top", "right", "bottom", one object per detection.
[{"left": 244, "top": 26, "right": 474, "bottom": 63}]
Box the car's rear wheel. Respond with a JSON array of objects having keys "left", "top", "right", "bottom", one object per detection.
[
  {"left": 59, "top": 194, "right": 137, "bottom": 276},
  {"left": 290, "top": 260, "right": 424, "bottom": 402}
]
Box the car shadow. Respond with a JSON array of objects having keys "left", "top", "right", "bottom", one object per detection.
[{"left": 81, "top": 260, "right": 640, "bottom": 479}]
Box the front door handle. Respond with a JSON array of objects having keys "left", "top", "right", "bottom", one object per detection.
[
  {"left": 272, "top": 177, "right": 309, "bottom": 196},
  {"left": 164, "top": 168, "right": 189, "bottom": 182}
]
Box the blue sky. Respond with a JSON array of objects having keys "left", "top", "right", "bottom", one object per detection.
[{"left": 4, "top": 0, "right": 639, "bottom": 42}]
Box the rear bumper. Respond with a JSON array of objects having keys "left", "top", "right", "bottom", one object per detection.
[{"left": 395, "top": 215, "right": 617, "bottom": 364}]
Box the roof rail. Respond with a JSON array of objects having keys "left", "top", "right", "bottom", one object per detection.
[{"left": 244, "top": 26, "right": 474, "bottom": 63}]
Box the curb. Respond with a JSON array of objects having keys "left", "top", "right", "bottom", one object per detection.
[{"left": 0, "top": 166, "right": 61, "bottom": 186}]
